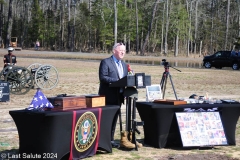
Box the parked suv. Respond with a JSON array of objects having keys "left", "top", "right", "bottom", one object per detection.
[{"left": 203, "top": 51, "right": 240, "bottom": 70}]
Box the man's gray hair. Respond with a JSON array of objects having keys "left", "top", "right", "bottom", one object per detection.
[{"left": 113, "top": 42, "right": 125, "bottom": 50}]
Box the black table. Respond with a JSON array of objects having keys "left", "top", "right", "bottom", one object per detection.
[
  {"left": 9, "top": 105, "right": 120, "bottom": 160},
  {"left": 136, "top": 102, "right": 240, "bottom": 148}
]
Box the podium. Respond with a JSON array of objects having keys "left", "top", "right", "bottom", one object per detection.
[
  {"left": 110, "top": 73, "right": 151, "bottom": 150},
  {"left": 109, "top": 74, "right": 151, "bottom": 88}
]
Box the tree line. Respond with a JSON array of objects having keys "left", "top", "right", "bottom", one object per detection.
[{"left": 0, "top": 0, "right": 239, "bottom": 56}]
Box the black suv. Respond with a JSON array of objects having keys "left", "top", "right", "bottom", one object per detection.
[{"left": 203, "top": 51, "right": 240, "bottom": 70}]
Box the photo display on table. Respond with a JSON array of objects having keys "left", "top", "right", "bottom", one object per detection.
[
  {"left": 146, "top": 85, "right": 162, "bottom": 102},
  {"left": 175, "top": 112, "right": 228, "bottom": 147}
]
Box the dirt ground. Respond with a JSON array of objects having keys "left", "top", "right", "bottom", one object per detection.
[{"left": 0, "top": 49, "right": 240, "bottom": 159}]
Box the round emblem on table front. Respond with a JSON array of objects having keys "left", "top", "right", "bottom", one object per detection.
[{"left": 74, "top": 111, "right": 98, "bottom": 152}]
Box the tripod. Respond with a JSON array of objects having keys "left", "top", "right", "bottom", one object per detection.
[{"left": 160, "top": 63, "right": 181, "bottom": 100}]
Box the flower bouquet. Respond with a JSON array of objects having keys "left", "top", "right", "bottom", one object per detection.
[{"left": 127, "top": 64, "right": 134, "bottom": 75}]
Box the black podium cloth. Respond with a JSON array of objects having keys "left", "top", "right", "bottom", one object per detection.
[
  {"left": 9, "top": 105, "right": 119, "bottom": 160},
  {"left": 136, "top": 102, "right": 240, "bottom": 148}
]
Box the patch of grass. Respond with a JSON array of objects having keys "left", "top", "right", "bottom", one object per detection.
[{"left": 129, "top": 152, "right": 142, "bottom": 158}]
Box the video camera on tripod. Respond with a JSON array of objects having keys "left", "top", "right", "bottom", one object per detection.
[
  {"left": 160, "top": 58, "right": 181, "bottom": 100},
  {"left": 161, "top": 59, "right": 170, "bottom": 67}
]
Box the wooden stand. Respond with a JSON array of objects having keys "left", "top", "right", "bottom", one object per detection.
[
  {"left": 85, "top": 95, "right": 105, "bottom": 108},
  {"left": 153, "top": 99, "right": 187, "bottom": 105}
]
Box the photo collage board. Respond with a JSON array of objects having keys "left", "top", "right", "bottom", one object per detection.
[{"left": 175, "top": 112, "right": 228, "bottom": 147}]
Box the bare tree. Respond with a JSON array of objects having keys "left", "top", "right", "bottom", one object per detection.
[
  {"left": 88, "top": 0, "right": 92, "bottom": 50},
  {"left": 124, "top": 0, "right": 127, "bottom": 44},
  {"left": 6, "top": 0, "right": 13, "bottom": 47},
  {"left": 164, "top": 0, "right": 169, "bottom": 55},
  {"left": 237, "top": 0, "right": 240, "bottom": 38},
  {"left": 141, "top": 0, "right": 161, "bottom": 55},
  {"left": 135, "top": 0, "right": 139, "bottom": 55},
  {"left": 59, "top": 0, "right": 65, "bottom": 50},
  {"left": 193, "top": 0, "right": 198, "bottom": 54},
  {"left": 160, "top": 2, "right": 165, "bottom": 54},
  {"left": 21, "top": 0, "right": 31, "bottom": 48},
  {"left": 187, "top": 0, "right": 193, "bottom": 57},
  {"left": 224, "top": 0, "right": 230, "bottom": 50},
  {"left": 152, "top": 17, "right": 158, "bottom": 52},
  {"left": 114, "top": 0, "right": 117, "bottom": 43},
  {"left": 0, "top": 2, "right": 3, "bottom": 48},
  {"left": 174, "top": 0, "right": 180, "bottom": 57},
  {"left": 67, "top": 0, "right": 71, "bottom": 50},
  {"left": 210, "top": 0, "right": 214, "bottom": 53}
]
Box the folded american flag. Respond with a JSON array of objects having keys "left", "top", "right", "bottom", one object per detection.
[{"left": 27, "top": 89, "right": 53, "bottom": 110}]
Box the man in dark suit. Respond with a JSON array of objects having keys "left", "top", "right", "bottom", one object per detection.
[
  {"left": 99, "top": 42, "right": 127, "bottom": 105},
  {"left": 98, "top": 42, "right": 135, "bottom": 149}
]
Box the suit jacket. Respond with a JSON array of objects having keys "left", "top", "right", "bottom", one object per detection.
[{"left": 98, "top": 56, "right": 128, "bottom": 105}]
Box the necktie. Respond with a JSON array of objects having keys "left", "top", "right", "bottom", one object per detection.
[{"left": 117, "top": 61, "right": 123, "bottom": 78}]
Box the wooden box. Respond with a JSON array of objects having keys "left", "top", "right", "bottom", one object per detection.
[
  {"left": 48, "top": 95, "right": 86, "bottom": 111},
  {"left": 85, "top": 95, "right": 105, "bottom": 108},
  {"left": 153, "top": 99, "right": 187, "bottom": 105}
]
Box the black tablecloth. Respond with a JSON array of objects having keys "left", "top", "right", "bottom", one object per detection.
[
  {"left": 9, "top": 105, "right": 120, "bottom": 160},
  {"left": 136, "top": 102, "right": 240, "bottom": 148}
]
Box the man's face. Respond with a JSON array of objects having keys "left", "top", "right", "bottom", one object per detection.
[
  {"left": 113, "top": 44, "right": 126, "bottom": 60},
  {"left": 8, "top": 51, "right": 13, "bottom": 55}
]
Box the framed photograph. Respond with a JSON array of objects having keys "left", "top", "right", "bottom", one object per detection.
[
  {"left": 146, "top": 84, "right": 162, "bottom": 102},
  {"left": 175, "top": 112, "right": 228, "bottom": 147},
  {"left": 135, "top": 73, "right": 145, "bottom": 88}
]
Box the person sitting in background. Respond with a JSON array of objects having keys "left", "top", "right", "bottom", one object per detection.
[
  {"left": 35, "top": 40, "right": 40, "bottom": 50},
  {"left": 3, "top": 47, "right": 17, "bottom": 68}
]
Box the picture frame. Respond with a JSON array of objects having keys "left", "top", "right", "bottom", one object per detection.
[
  {"left": 175, "top": 112, "right": 228, "bottom": 147},
  {"left": 146, "top": 84, "right": 162, "bottom": 102},
  {"left": 135, "top": 73, "right": 145, "bottom": 88}
]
